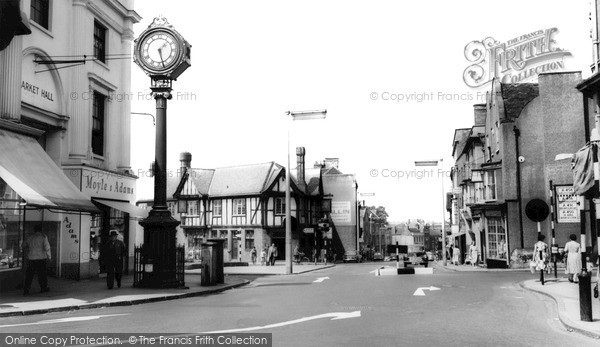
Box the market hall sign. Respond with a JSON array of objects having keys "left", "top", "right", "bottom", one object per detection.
[
  {"left": 21, "top": 81, "right": 54, "bottom": 101},
  {"left": 21, "top": 53, "right": 60, "bottom": 114}
]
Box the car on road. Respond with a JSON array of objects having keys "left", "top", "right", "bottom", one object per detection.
[
  {"left": 343, "top": 250, "right": 362, "bottom": 263},
  {"left": 373, "top": 252, "right": 384, "bottom": 261}
]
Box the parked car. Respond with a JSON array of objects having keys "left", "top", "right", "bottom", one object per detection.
[
  {"left": 373, "top": 252, "right": 384, "bottom": 261},
  {"left": 343, "top": 250, "right": 362, "bottom": 263}
]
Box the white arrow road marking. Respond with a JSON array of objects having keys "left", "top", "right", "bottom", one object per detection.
[
  {"left": 369, "top": 267, "right": 385, "bottom": 274},
  {"left": 0, "top": 313, "right": 130, "bottom": 329},
  {"left": 313, "top": 277, "right": 330, "bottom": 283},
  {"left": 201, "top": 311, "right": 361, "bottom": 334},
  {"left": 413, "top": 286, "right": 441, "bottom": 296}
]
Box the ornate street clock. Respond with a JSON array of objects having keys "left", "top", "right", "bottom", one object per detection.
[
  {"left": 133, "top": 16, "right": 191, "bottom": 289},
  {"left": 133, "top": 16, "right": 191, "bottom": 80}
]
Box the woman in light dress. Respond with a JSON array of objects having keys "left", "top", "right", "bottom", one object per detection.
[
  {"left": 469, "top": 241, "right": 478, "bottom": 267},
  {"left": 564, "top": 234, "right": 581, "bottom": 283}
]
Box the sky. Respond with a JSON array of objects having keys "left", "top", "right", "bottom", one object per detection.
[{"left": 129, "top": 0, "right": 593, "bottom": 223}]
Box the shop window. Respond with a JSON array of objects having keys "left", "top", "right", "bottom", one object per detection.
[
  {"left": 233, "top": 199, "right": 246, "bottom": 216},
  {"left": 30, "top": 0, "right": 50, "bottom": 30},
  {"left": 210, "top": 230, "right": 218, "bottom": 239},
  {"left": 167, "top": 201, "right": 176, "bottom": 215},
  {"left": 275, "top": 197, "right": 285, "bottom": 215},
  {"left": 0, "top": 179, "right": 23, "bottom": 270},
  {"left": 245, "top": 230, "right": 254, "bottom": 250},
  {"left": 91, "top": 91, "right": 105, "bottom": 156},
  {"left": 93, "top": 20, "right": 107, "bottom": 63},
  {"left": 212, "top": 200, "right": 222, "bottom": 216},
  {"left": 487, "top": 217, "right": 507, "bottom": 259},
  {"left": 219, "top": 230, "right": 228, "bottom": 238}
]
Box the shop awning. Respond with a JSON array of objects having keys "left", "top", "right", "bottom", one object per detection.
[
  {"left": 0, "top": 129, "right": 100, "bottom": 213},
  {"left": 92, "top": 198, "right": 149, "bottom": 219}
]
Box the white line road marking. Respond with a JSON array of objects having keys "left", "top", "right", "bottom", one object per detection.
[
  {"left": 0, "top": 313, "right": 130, "bottom": 329},
  {"left": 413, "top": 286, "right": 441, "bottom": 296},
  {"left": 313, "top": 277, "right": 330, "bottom": 283},
  {"left": 200, "top": 311, "right": 361, "bottom": 334}
]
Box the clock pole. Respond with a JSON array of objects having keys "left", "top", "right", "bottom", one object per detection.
[
  {"left": 134, "top": 16, "right": 191, "bottom": 289},
  {"left": 137, "top": 78, "right": 182, "bottom": 288}
]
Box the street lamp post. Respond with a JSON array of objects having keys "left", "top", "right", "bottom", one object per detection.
[
  {"left": 415, "top": 159, "right": 447, "bottom": 266},
  {"left": 285, "top": 110, "right": 327, "bottom": 275}
]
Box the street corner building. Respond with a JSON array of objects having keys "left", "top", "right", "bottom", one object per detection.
[
  {"left": 137, "top": 152, "right": 360, "bottom": 264},
  {"left": 0, "top": 0, "right": 143, "bottom": 291},
  {"left": 450, "top": 72, "right": 592, "bottom": 268}
]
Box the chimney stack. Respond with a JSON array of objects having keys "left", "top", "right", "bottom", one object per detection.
[
  {"left": 179, "top": 152, "right": 192, "bottom": 176},
  {"left": 296, "top": 147, "right": 306, "bottom": 192},
  {"left": 474, "top": 104, "right": 486, "bottom": 126},
  {"left": 324, "top": 158, "right": 339, "bottom": 169}
]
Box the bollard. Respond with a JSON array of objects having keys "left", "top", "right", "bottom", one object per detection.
[{"left": 578, "top": 270, "right": 593, "bottom": 321}]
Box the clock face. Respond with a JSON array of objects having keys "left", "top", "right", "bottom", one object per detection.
[{"left": 140, "top": 30, "right": 180, "bottom": 71}]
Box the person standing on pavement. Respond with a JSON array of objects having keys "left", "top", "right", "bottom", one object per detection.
[
  {"left": 106, "top": 230, "right": 126, "bottom": 289},
  {"left": 469, "top": 241, "right": 478, "bottom": 267},
  {"left": 251, "top": 246, "right": 257, "bottom": 265},
  {"left": 260, "top": 247, "right": 266, "bottom": 265},
  {"left": 22, "top": 225, "right": 51, "bottom": 295},
  {"left": 267, "top": 243, "right": 276, "bottom": 266},
  {"left": 563, "top": 234, "right": 581, "bottom": 283},
  {"left": 452, "top": 244, "right": 460, "bottom": 265}
]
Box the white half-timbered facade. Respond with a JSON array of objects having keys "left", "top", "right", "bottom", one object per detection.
[{"left": 172, "top": 157, "right": 325, "bottom": 263}]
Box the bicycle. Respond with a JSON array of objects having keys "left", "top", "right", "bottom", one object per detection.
[{"left": 294, "top": 253, "right": 310, "bottom": 265}]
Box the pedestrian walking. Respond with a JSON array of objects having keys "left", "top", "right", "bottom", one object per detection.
[
  {"left": 469, "top": 241, "right": 478, "bottom": 267},
  {"left": 531, "top": 234, "right": 549, "bottom": 279},
  {"left": 22, "top": 225, "right": 51, "bottom": 295},
  {"left": 251, "top": 246, "right": 257, "bottom": 265},
  {"left": 260, "top": 247, "right": 266, "bottom": 265},
  {"left": 447, "top": 244, "right": 453, "bottom": 262},
  {"left": 106, "top": 230, "right": 126, "bottom": 289},
  {"left": 564, "top": 234, "right": 581, "bottom": 283}
]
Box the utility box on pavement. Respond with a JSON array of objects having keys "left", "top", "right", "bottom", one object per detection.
[{"left": 200, "top": 239, "right": 225, "bottom": 286}]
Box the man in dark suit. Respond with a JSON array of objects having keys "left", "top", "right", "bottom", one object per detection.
[{"left": 106, "top": 230, "right": 126, "bottom": 289}]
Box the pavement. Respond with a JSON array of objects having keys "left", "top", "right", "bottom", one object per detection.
[
  {"left": 437, "top": 262, "right": 600, "bottom": 339},
  {"left": 0, "top": 263, "right": 334, "bottom": 318}
]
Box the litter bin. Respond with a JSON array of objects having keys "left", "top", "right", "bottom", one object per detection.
[
  {"left": 200, "top": 243, "right": 213, "bottom": 286},
  {"left": 200, "top": 239, "right": 225, "bottom": 286},
  {"left": 208, "top": 238, "right": 225, "bottom": 284}
]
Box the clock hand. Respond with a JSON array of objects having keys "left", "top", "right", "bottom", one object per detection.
[{"left": 158, "top": 47, "right": 165, "bottom": 68}]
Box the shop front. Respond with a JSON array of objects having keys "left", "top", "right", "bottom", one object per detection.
[
  {"left": 64, "top": 167, "right": 146, "bottom": 278},
  {"left": 0, "top": 129, "right": 100, "bottom": 291}
]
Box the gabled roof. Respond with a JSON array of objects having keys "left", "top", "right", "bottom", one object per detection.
[
  {"left": 289, "top": 167, "right": 322, "bottom": 196},
  {"left": 208, "top": 162, "right": 283, "bottom": 197},
  {"left": 187, "top": 169, "right": 215, "bottom": 195},
  {"left": 452, "top": 128, "right": 471, "bottom": 157},
  {"left": 322, "top": 166, "right": 343, "bottom": 175}
]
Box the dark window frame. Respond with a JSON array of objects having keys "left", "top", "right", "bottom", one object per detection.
[
  {"left": 93, "top": 20, "right": 107, "bottom": 63},
  {"left": 91, "top": 91, "right": 105, "bottom": 156},
  {"left": 30, "top": 0, "right": 50, "bottom": 30}
]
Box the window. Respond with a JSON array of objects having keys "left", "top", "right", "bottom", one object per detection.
[
  {"left": 93, "top": 21, "right": 107, "bottom": 63},
  {"left": 213, "top": 200, "right": 222, "bottom": 216},
  {"left": 30, "top": 0, "right": 50, "bottom": 30},
  {"left": 187, "top": 201, "right": 198, "bottom": 215},
  {"left": 0, "top": 178, "right": 24, "bottom": 270},
  {"left": 487, "top": 217, "right": 507, "bottom": 259},
  {"left": 233, "top": 199, "right": 246, "bottom": 215},
  {"left": 275, "top": 197, "right": 285, "bottom": 215},
  {"left": 245, "top": 230, "right": 254, "bottom": 250},
  {"left": 484, "top": 171, "right": 496, "bottom": 200},
  {"left": 167, "top": 202, "right": 176, "bottom": 215},
  {"left": 219, "top": 230, "right": 228, "bottom": 239},
  {"left": 91, "top": 91, "right": 105, "bottom": 156}
]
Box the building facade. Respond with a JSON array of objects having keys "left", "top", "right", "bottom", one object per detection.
[
  {"left": 451, "top": 72, "right": 587, "bottom": 268},
  {"left": 0, "top": 0, "right": 141, "bottom": 291}
]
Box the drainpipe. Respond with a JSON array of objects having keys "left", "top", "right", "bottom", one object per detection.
[{"left": 514, "top": 126, "right": 524, "bottom": 249}]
